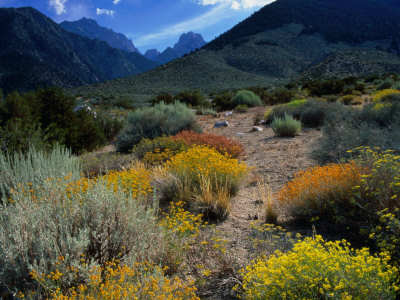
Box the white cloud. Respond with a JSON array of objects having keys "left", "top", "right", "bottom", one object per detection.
[
  {"left": 49, "top": 0, "right": 67, "bottom": 15},
  {"left": 197, "top": 0, "right": 275, "bottom": 10},
  {"left": 134, "top": 2, "right": 234, "bottom": 47},
  {"left": 96, "top": 8, "right": 116, "bottom": 17},
  {"left": 113, "top": 0, "right": 121, "bottom": 4}
]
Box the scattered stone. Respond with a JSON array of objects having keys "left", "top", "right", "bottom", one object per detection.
[
  {"left": 259, "top": 119, "right": 267, "bottom": 125},
  {"left": 235, "top": 132, "right": 245, "bottom": 135},
  {"left": 214, "top": 121, "right": 229, "bottom": 128},
  {"left": 251, "top": 126, "right": 264, "bottom": 132},
  {"left": 224, "top": 111, "right": 234, "bottom": 117}
]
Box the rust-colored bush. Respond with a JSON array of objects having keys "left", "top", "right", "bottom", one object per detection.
[{"left": 172, "top": 131, "right": 245, "bottom": 158}]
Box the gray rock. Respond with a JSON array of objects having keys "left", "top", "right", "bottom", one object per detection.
[
  {"left": 252, "top": 126, "right": 264, "bottom": 132},
  {"left": 214, "top": 121, "right": 229, "bottom": 128},
  {"left": 224, "top": 111, "right": 234, "bottom": 117}
]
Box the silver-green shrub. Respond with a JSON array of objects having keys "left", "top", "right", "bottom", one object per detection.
[
  {"left": 0, "top": 178, "right": 165, "bottom": 296},
  {"left": 271, "top": 113, "right": 302, "bottom": 137},
  {"left": 116, "top": 101, "right": 199, "bottom": 152},
  {"left": 0, "top": 145, "right": 81, "bottom": 199},
  {"left": 231, "top": 90, "right": 262, "bottom": 107}
]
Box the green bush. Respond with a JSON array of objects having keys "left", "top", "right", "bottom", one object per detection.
[
  {"left": 312, "top": 103, "right": 400, "bottom": 164},
  {"left": 212, "top": 91, "right": 234, "bottom": 111},
  {"left": 305, "top": 79, "right": 345, "bottom": 96},
  {"left": 116, "top": 101, "right": 199, "bottom": 152},
  {"left": 0, "top": 145, "right": 81, "bottom": 199},
  {"left": 0, "top": 179, "right": 165, "bottom": 296},
  {"left": 351, "top": 148, "right": 400, "bottom": 222},
  {"left": 263, "top": 89, "right": 295, "bottom": 105},
  {"left": 0, "top": 120, "right": 49, "bottom": 154},
  {"left": 175, "top": 90, "right": 208, "bottom": 107},
  {"left": 197, "top": 107, "right": 217, "bottom": 116},
  {"left": 377, "top": 78, "right": 394, "bottom": 90},
  {"left": 370, "top": 208, "right": 400, "bottom": 268},
  {"left": 271, "top": 113, "right": 301, "bottom": 137},
  {"left": 231, "top": 90, "right": 262, "bottom": 107},
  {"left": 132, "top": 136, "right": 189, "bottom": 160},
  {"left": 234, "top": 104, "right": 249, "bottom": 113},
  {"left": 151, "top": 93, "right": 174, "bottom": 105},
  {"left": 266, "top": 99, "right": 346, "bottom": 128},
  {"left": 0, "top": 88, "right": 107, "bottom": 154}
]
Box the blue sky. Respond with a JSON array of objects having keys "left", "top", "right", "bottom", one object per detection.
[{"left": 0, "top": 0, "right": 275, "bottom": 52}]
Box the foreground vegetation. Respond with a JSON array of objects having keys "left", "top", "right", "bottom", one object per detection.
[{"left": 2, "top": 74, "right": 400, "bottom": 298}]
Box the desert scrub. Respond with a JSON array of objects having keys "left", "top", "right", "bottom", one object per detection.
[
  {"left": 234, "top": 104, "right": 249, "bottom": 113},
  {"left": 340, "top": 94, "right": 362, "bottom": 105},
  {"left": 132, "top": 136, "right": 189, "bottom": 165},
  {"left": 66, "top": 162, "right": 154, "bottom": 200},
  {"left": 373, "top": 89, "right": 400, "bottom": 102},
  {"left": 271, "top": 113, "right": 301, "bottom": 137},
  {"left": 248, "top": 221, "right": 300, "bottom": 257},
  {"left": 351, "top": 148, "right": 400, "bottom": 220},
  {"left": 0, "top": 179, "right": 166, "bottom": 297},
  {"left": 0, "top": 145, "right": 80, "bottom": 200},
  {"left": 165, "top": 146, "right": 248, "bottom": 220},
  {"left": 116, "top": 101, "right": 199, "bottom": 152},
  {"left": 231, "top": 90, "right": 262, "bottom": 107},
  {"left": 172, "top": 130, "right": 245, "bottom": 158},
  {"left": 276, "top": 162, "right": 365, "bottom": 223},
  {"left": 370, "top": 208, "right": 400, "bottom": 268},
  {"left": 237, "top": 235, "right": 399, "bottom": 299},
  {"left": 33, "top": 260, "right": 199, "bottom": 300}
]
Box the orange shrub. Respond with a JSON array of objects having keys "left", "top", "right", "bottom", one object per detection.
[
  {"left": 172, "top": 130, "right": 245, "bottom": 158},
  {"left": 276, "top": 162, "right": 366, "bottom": 223}
]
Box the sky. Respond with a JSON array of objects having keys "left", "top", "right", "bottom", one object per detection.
[{"left": 0, "top": 0, "right": 275, "bottom": 53}]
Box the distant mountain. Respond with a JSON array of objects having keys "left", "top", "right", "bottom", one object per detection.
[
  {"left": 156, "top": 47, "right": 180, "bottom": 65},
  {"left": 0, "top": 7, "right": 157, "bottom": 93},
  {"left": 60, "top": 18, "right": 140, "bottom": 54},
  {"left": 144, "top": 49, "right": 160, "bottom": 61},
  {"left": 173, "top": 32, "right": 206, "bottom": 56},
  {"left": 144, "top": 32, "right": 207, "bottom": 64},
  {"left": 74, "top": 0, "right": 400, "bottom": 100}
]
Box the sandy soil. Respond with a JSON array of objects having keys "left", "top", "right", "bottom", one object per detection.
[{"left": 196, "top": 107, "right": 322, "bottom": 267}]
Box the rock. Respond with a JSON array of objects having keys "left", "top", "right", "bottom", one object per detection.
[
  {"left": 235, "top": 132, "right": 245, "bottom": 135},
  {"left": 214, "top": 121, "right": 229, "bottom": 128},
  {"left": 252, "top": 126, "right": 263, "bottom": 132},
  {"left": 259, "top": 119, "right": 267, "bottom": 125},
  {"left": 224, "top": 111, "right": 233, "bottom": 117}
]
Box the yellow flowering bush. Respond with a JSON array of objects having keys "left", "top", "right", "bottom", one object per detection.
[
  {"left": 165, "top": 146, "right": 248, "bottom": 219},
  {"left": 351, "top": 147, "right": 400, "bottom": 219},
  {"left": 372, "top": 89, "right": 400, "bottom": 102},
  {"left": 370, "top": 208, "right": 400, "bottom": 268},
  {"left": 166, "top": 145, "right": 247, "bottom": 186},
  {"left": 66, "top": 162, "right": 153, "bottom": 199},
  {"left": 31, "top": 261, "right": 199, "bottom": 300},
  {"left": 238, "top": 235, "right": 399, "bottom": 299},
  {"left": 159, "top": 201, "right": 204, "bottom": 238},
  {"left": 248, "top": 221, "right": 300, "bottom": 257}
]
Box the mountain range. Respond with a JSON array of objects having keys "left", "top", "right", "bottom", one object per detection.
[
  {"left": 3, "top": 0, "right": 400, "bottom": 97},
  {"left": 144, "top": 32, "right": 207, "bottom": 64},
  {"left": 74, "top": 0, "right": 400, "bottom": 100},
  {"left": 0, "top": 7, "right": 157, "bottom": 93},
  {"left": 60, "top": 17, "right": 141, "bottom": 54}
]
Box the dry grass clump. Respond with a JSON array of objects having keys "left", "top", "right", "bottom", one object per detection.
[
  {"left": 276, "top": 162, "right": 365, "bottom": 223},
  {"left": 172, "top": 130, "right": 245, "bottom": 158}
]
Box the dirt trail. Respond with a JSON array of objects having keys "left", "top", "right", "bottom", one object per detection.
[{"left": 196, "top": 107, "right": 322, "bottom": 266}]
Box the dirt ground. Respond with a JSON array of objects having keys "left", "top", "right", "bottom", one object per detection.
[{"left": 196, "top": 107, "right": 322, "bottom": 268}]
